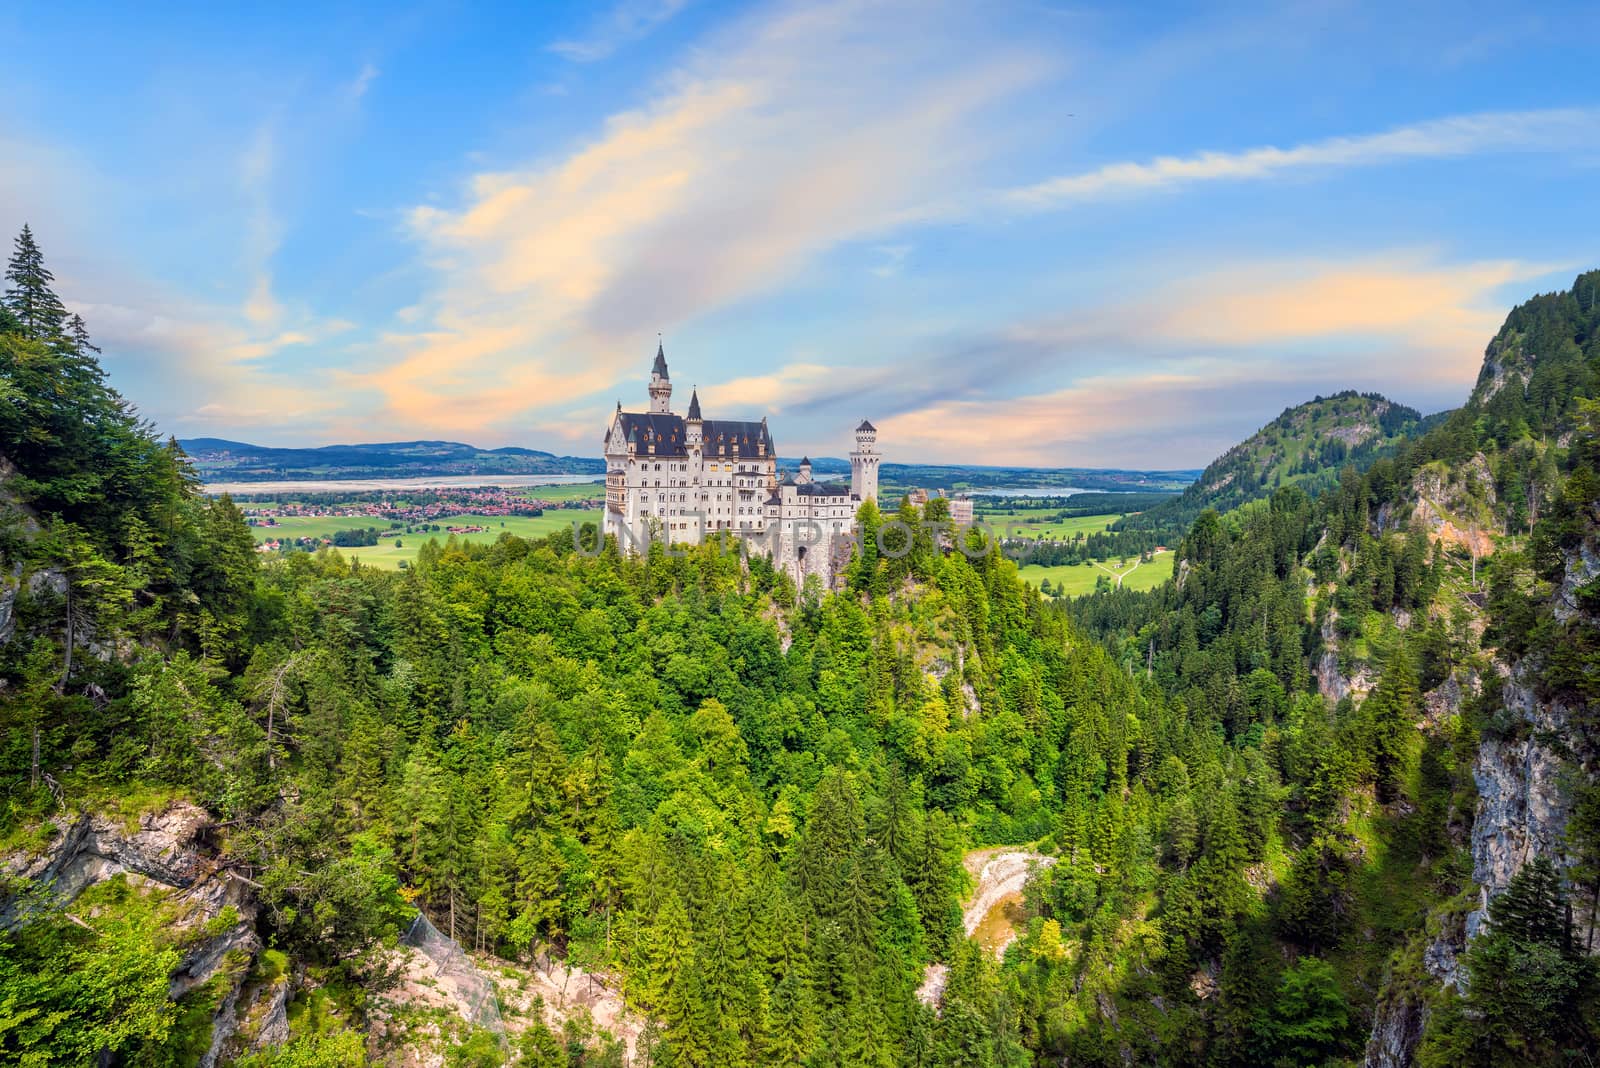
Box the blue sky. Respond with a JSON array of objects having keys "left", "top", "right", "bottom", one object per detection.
[{"left": 3, "top": 0, "right": 1596, "bottom": 467}]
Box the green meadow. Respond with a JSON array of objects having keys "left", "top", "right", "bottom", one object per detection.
[
  {"left": 253, "top": 510, "right": 602, "bottom": 569},
  {"left": 1018, "top": 550, "right": 1175, "bottom": 597},
  {"left": 978, "top": 510, "right": 1132, "bottom": 541}
]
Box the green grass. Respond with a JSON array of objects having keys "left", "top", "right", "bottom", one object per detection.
[
  {"left": 258, "top": 511, "right": 602, "bottom": 570},
  {"left": 249, "top": 514, "right": 400, "bottom": 542},
  {"left": 1019, "top": 551, "right": 1175, "bottom": 597},
  {"left": 977, "top": 510, "right": 1135, "bottom": 541},
  {"left": 512, "top": 482, "right": 605, "bottom": 502}
]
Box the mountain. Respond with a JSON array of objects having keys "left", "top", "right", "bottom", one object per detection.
[
  {"left": 1068, "top": 269, "right": 1600, "bottom": 1065},
  {"left": 1177, "top": 390, "right": 1426, "bottom": 514},
  {"left": 178, "top": 437, "right": 605, "bottom": 481}
]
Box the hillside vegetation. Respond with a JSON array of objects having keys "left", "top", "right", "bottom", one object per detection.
[
  {"left": 2, "top": 231, "right": 1598, "bottom": 1068},
  {"left": 1121, "top": 391, "right": 1427, "bottom": 536}
]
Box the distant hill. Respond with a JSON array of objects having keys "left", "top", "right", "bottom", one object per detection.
[
  {"left": 183, "top": 438, "right": 1200, "bottom": 492},
  {"left": 1119, "top": 391, "right": 1432, "bottom": 532},
  {"left": 880, "top": 463, "right": 1198, "bottom": 495},
  {"left": 179, "top": 438, "right": 606, "bottom": 482}
]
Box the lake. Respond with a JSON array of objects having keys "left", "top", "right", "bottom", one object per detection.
[{"left": 203, "top": 473, "right": 604, "bottom": 495}]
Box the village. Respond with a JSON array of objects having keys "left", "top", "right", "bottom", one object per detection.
[{"left": 239, "top": 484, "right": 604, "bottom": 556}]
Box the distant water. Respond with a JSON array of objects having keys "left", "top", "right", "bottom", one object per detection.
[
  {"left": 964, "top": 485, "right": 1092, "bottom": 497},
  {"left": 204, "top": 473, "right": 604, "bottom": 495}
]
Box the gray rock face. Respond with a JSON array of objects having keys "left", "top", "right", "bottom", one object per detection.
[
  {"left": 1314, "top": 610, "right": 1376, "bottom": 703},
  {"left": 1364, "top": 992, "right": 1427, "bottom": 1068},
  {"left": 3, "top": 803, "right": 275, "bottom": 1061},
  {"left": 1467, "top": 670, "right": 1580, "bottom": 941},
  {"left": 251, "top": 980, "right": 292, "bottom": 1048},
  {"left": 1554, "top": 540, "right": 1600, "bottom": 625},
  {"left": 3, "top": 803, "right": 213, "bottom": 914}
]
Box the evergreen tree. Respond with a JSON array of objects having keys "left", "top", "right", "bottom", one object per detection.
[{"left": 4, "top": 225, "right": 68, "bottom": 340}]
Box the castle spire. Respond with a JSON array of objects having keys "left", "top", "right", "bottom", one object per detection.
[
  {"left": 648, "top": 337, "right": 672, "bottom": 413},
  {"left": 687, "top": 387, "right": 701, "bottom": 421}
]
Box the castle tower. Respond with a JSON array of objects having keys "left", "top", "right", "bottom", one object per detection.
[
  {"left": 797, "top": 456, "right": 812, "bottom": 484},
  {"left": 685, "top": 387, "right": 703, "bottom": 458},
  {"left": 648, "top": 341, "right": 672, "bottom": 413},
  {"left": 850, "top": 420, "right": 879, "bottom": 503}
]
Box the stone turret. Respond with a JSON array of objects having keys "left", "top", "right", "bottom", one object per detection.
[
  {"left": 649, "top": 341, "right": 672, "bottom": 414},
  {"left": 850, "top": 419, "right": 879, "bottom": 503},
  {"left": 686, "top": 388, "right": 702, "bottom": 450}
]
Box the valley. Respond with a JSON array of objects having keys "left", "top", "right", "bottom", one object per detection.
[{"left": 3, "top": 229, "right": 1598, "bottom": 1067}]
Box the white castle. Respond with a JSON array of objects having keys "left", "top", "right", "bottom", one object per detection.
[{"left": 602, "top": 343, "right": 880, "bottom": 583}]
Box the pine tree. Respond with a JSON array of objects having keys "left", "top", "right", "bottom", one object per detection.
[
  {"left": 4, "top": 225, "right": 68, "bottom": 340},
  {"left": 66, "top": 312, "right": 100, "bottom": 355},
  {"left": 1365, "top": 642, "right": 1419, "bottom": 803},
  {"left": 1427, "top": 857, "right": 1600, "bottom": 1064}
]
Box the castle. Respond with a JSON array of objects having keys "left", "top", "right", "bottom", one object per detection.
[{"left": 602, "top": 343, "right": 880, "bottom": 583}]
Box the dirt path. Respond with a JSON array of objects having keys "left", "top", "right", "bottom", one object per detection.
[{"left": 1092, "top": 548, "right": 1167, "bottom": 588}]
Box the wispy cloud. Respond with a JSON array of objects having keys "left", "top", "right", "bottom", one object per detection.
[
  {"left": 1007, "top": 107, "right": 1600, "bottom": 208},
  {"left": 346, "top": 62, "right": 380, "bottom": 102},
  {"left": 348, "top": 0, "right": 1048, "bottom": 439},
  {"left": 766, "top": 252, "right": 1556, "bottom": 464},
  {"left": 238, "top": 123, "right": 282, "bottom": 327},
  {"left": 550, "top": 0, "right": 692, "bottom": 62}
]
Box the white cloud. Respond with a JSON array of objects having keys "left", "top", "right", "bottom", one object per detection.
[
  {"left": 550, "top": 0, "right": 692, "bottom": 62},
  {"left": 350, "top": 0, "right": 1048, "bottom": 439},
  {"left": 347, "top": 62, "right": 380, "bottom": 101},
  {"left": 1007, "top": 107, "right": 1600, "bottom": 208},
  {"left": 761, "top": 252, "right": 1558, "bottom": 465}
]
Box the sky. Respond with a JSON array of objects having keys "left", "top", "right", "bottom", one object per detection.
[{"left": 2, "top": 0, "right": 1597, "bottom": 468}]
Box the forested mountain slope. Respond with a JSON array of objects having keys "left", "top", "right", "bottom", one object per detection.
[
  {"left": 2, "top": 229, "right": 1597, "bottom": 1068},
  {"left": 1070, "top": 270, "right": 1600, "bottom": 1065},
  {"left": 1118, "top": 392, "right": 1428, "bottom": 540}
]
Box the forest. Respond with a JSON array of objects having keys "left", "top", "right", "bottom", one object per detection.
[{"left": 2, "top": 230, "right": 1598, "bottom": 1066}]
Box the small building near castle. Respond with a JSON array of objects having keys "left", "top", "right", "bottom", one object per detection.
[{"left": 602, "top": 344, "right": 880, "bottom": 584}]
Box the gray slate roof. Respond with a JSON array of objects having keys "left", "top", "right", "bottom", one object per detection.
[{"left": 612, "top": 412, "right": 775, "bottom": 457}]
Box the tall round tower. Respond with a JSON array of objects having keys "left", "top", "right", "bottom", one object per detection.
[{"left": 850, "top": 419, "right": 879, "bottom": 503}]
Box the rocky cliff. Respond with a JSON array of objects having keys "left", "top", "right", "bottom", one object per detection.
[
  {"left": 2, "top": 802, "right": 281, "bottom": 1067},
  {"left": 1365, "top": 529, "right": 1600, "bottom": 1066}
]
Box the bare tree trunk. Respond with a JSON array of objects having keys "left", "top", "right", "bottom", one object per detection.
[{"left": 265, "top": 701, "right": 276, "bottom": 771}]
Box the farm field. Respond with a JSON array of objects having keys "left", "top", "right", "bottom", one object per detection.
[
  {"left": 1019, "top": 550, "right": 1174, "bottom": 597},
  {"left": 253, "top": 510, "right": 602, "bottom": 569},
  {"left": 978, "top": 510, "right": 1128, "bottom": 540},
  {"left": 511, "top": 482, "right": 606, "bottom": 503}
]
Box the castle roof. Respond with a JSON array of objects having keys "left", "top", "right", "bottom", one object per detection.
[
  {"left": 652, "top": 342, "right": 669, "bottom": 380},
  {"left": 856, "top": 419, "right": 876, "bottom": 433},
  {"left": 612, "top": 411, "right": 774, "bottom": 457},
  {"left": 616, "top": 412, "right": 686, "bottom": 455},
  {"left": 766, "top": 481, "right": 852, "bottom": 505},
  {"left": 687, "top": 388, "right": 701, "bottom": 420},
  {"left": 704, "top": 418, "right": 774, "bottom": 454}
]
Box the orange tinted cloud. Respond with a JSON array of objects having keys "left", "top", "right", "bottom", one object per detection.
[{"left": 341, "top": 0, "right": 1046, "bottom": 439}]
